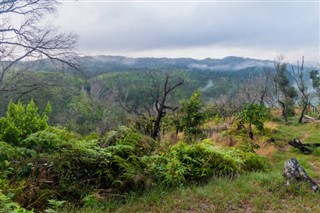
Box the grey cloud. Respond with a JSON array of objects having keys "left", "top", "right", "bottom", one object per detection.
[{"left": 54, "top": 1, "right": 319, "bottom": 61}]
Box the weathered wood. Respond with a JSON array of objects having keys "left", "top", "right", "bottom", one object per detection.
[
  {"left": 283, "top": 158, "right": 318, "bottom": 192},
  {"left": 303, "top": 115, "right": 316, "bottom": 122},
  {"left": 288, "top": 138, "right": 320, "bottom": 154}
]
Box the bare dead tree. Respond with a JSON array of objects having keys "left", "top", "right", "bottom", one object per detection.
[
  {"left": 292, "top": 56, "right": 310, "bottom": 124},
  {"left": 148, "top": 73, "right": 184, "bottom": 139},
  {"left": 114, "top": 72, "right": 184, "bottom": 139},
  {"left": 213, "top": 94, "right": 241, "bottom": 126},
  {"left": 0, "top": 0, "right": 79, "bottom": 100},
  {"left": 235, "top": 69, "right": 274, "bottom": 107}
]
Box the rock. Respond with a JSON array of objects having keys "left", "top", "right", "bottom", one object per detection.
[{"left": 283, "top": 158, "right": 318, "bottom": 192}]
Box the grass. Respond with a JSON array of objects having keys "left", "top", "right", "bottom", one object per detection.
[
  {"left": 63, "top": 116, "right": 320, "bottom": 212},
  {"left": 64, "top": 170, "right": 319, "bottom": 212}
]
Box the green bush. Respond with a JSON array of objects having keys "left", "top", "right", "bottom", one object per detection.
[
  {"left": 0, "top": 191, "right": 34, "bottom": 213},
  {"left": 223, "top": 148, "right": 270, "bottom": 172},
  {"left": 151, "top": 142, "right": 270, "bottom": 187},
  {"left": 0, "top": 100, "right": 50, "bottom": 145},
  {"left": 101, "top": 127, "right": 156, "bottom": 190},
  {"left": 179, "top": 91, "right": 206, "bottom": 142},
  {"left": 0, "top": 141, "right": 22, "bottom": 161}
]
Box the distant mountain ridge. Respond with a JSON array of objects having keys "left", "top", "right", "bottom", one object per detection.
[{"left": 83, "top": 55, "right": 274, "bottom": 73}]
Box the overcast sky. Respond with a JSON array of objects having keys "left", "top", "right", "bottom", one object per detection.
[{"left": 54, "top": 0, "right": 319, "bottom": 63}]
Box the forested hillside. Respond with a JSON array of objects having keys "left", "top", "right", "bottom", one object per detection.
[
  {"left": 2, "top": 53, "right": 320, "bottom": 212},
  {"left": 2, "top": 54, "right": 316, "bottom": 135},
  {"left": 1, "top": 1, "right": 319, "bottom": 212}
]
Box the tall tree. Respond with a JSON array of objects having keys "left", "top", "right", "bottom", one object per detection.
[
  {"left": 292, "top": 57, "right": 310, "bottom": 124},
  {"left": 149, "top": 73, "right": 184, "bottom": 139},
  {"left": 272, "top": 57, "right": 297, "bottom": 122},
  {"left": 0, "top": 0, "right": 78, "bottom": 101},
  {"left": 310, "top": 69, "right": 320, "bottom": 94},
  {"left": 116, "top": 72, "right": 184, "bottom": 139}
]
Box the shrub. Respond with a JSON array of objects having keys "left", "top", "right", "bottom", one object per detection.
[
  {"left": 179, "top": 91, "right": 206, "bottom": 142},
  {"left": 101, "top": 127, "right": 157, "bottom": 190},
  {"left": 0, "top": 100, "right": 50, "bottom": 145},
  {"left": 0, "top": 191, "right": 34, "bottom": 213},
  {"left": 152, "top": 142, "right": 270, "bottom": 187}
]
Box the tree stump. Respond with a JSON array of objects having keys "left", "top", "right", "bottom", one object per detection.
[{"left": 283, "top": 158, "right": 318, "bottom": 192}]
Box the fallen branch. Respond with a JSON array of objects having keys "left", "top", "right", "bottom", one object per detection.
[{"left": 288, "top": 138, "right": 320, "bottom": 154}]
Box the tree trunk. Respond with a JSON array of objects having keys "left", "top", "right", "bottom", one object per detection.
[
  {"left": 249, "top": 122, "right": 253, "bottom": 140},
  {"left": 152, "top": 111, "right": 163, "bottom": 139},
  {"left": 278, "top": 100, "right": 288, "bottom": 122},
  {"left": 298, "top": 103, "right": 308, "bottom": 124}
]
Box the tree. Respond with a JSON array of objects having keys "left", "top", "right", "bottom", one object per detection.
[
  {"left": 0, "top": 0, "right": 78, "bottom": 101},
  {"left": 116, "top": 72, "right": 184, "bottom": 140},
  {"left": 310, "top": 69, "right": 320, "bottom": 94},
  {"left": 272, "top": 57, "right": 297, "bottom": 122},
  {"left": 148, "top": 73, "right": 184, "bottom": 139},
  {"left": 237, "top": 103, "right": 269, "bottom": 140},
  {"left": 235, "top": 69, "right": 275, "bottom": 107},
  {"left": 179, "top": 91, "right": 206, "bottom": 142},
  {"left": 292, "top": 57, "right": 310, "bottom": 124}
]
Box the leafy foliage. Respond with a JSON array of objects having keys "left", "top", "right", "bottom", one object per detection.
[
  {"left": 238, "top": 103, "right": 270, "bottom": 134},
  {"left": 0, "top": 100, "right": 50, "bottom": 145},
  {"left": 179, "top": 91, "right": 206, "bottom": 142},
  {"left": 0, "top": 191, "right": 33, "bottom": 213},
  {"left": 149, "top": 142, "right": 269, "bottom": 187},
  {"left": 0, "top": 100, "right": 270, "bottom": 211},
  {"left": 310, "top": 69, "right": 320, "bottom": 95},
  {"left": 273, "top": 61, "right": 297, "bottom": 121}
]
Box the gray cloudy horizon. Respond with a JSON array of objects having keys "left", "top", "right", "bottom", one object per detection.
[{"left": 54, "top": 1, "right": 319, "bottom": 63}]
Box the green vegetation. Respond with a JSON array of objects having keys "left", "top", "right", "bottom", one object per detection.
[
  {"left": 3, "top": 1, "right": 319, "bottom": 211},
  {"left": 0, "top": 57, "right": 319, "bottom": 212},
  {"left": 1, "top": 96, "right": 320, "bottom": 212},
  {"left": 179, "top": 91, "right": 206, "bottom": 142},
  {"left": 0, "top": 100, "right": 271, "bottom": 212},
  {"left": 0, "top": 100, "right": 50, "bottom": 145},
  {"left": 237, "top": 103, "right": 270, "bottom": 139}
]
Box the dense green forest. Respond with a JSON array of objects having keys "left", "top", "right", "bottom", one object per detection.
[{"left": 1, "top": 1, "right": 320, "bottom": 212}]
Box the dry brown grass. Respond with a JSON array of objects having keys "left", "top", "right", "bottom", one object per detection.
[
  {"left": 271, "top": 108, "right": 283, "bottom": 118},
  {"left": 264, "top": 121, "right": 278, "bottom": 133},
  {"left": 255, "top": 142, "right": 277, "bottom": 157},
  {"left": 210, "top": 132, "right": 241, "bottom": 148}
]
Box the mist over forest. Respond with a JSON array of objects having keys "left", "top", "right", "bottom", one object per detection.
[{"left": 0, "top": 1, "right": 319, "bottom": 212}]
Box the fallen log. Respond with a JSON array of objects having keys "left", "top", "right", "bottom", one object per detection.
[
  {"left": 288, "top": 138, "right": 320, "bottom": 154},
  {"left": 283, "top": 158, "right": 318, "bottom": 192},
  {"left": 303, "top": 115, "right": 316, "bottom": 122}
]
